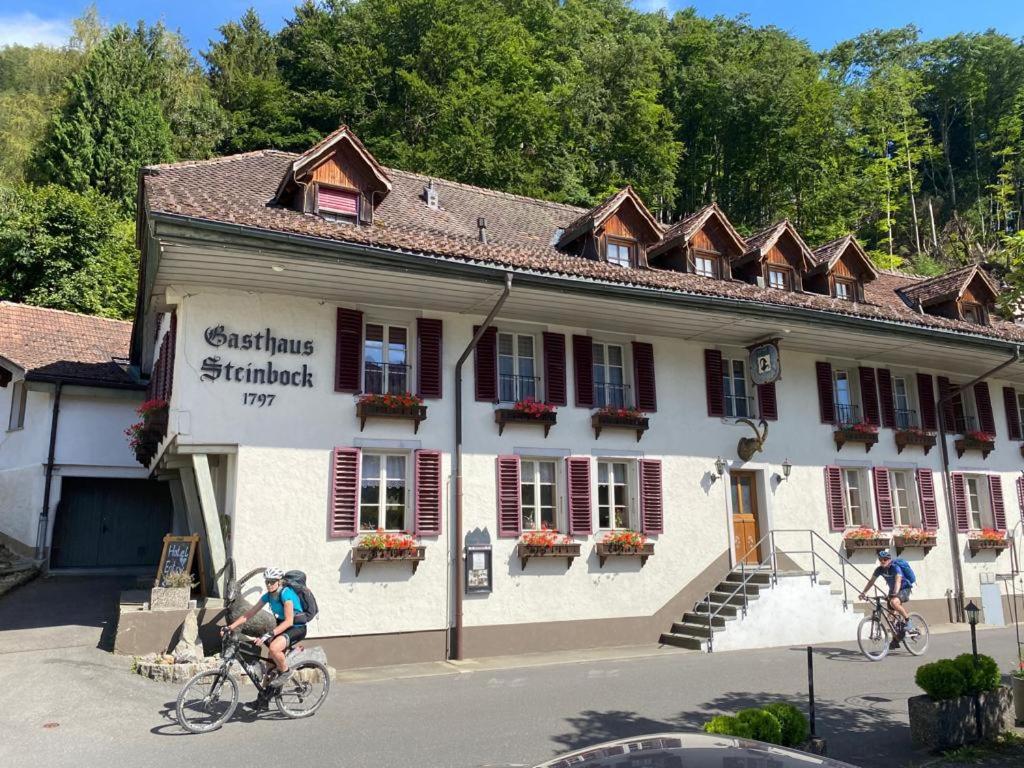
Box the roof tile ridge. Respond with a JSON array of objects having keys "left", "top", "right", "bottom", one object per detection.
[
  {"left": 0, "top": 301, "right": 132, "bottom": 326},
  {"left": 385, "top": 167, "right": 588, "bottom": 214}
]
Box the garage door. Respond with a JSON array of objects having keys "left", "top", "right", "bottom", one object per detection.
[{"left": 50, "top": 477, "right": 173, "bottom": 569}]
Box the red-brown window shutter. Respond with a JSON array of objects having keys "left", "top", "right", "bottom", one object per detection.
[
  {"left": 496, "top": 455, "right": 521, "bottom": 538},
  {"left": 1017, "top": 475, "right": 1024, "bottom": 524},
  {"left": 474, "top": 326, "right": 498, "bottom": 402},
  {"left": 1003, "top": 387, "right": 1021, "bottom": 440},
  {"left": 417, "top": 318, "right": 443, "bottom": 399},
  {"left": 704, "top": 349, "right": 725, "bottom": 417},
  {"left": 917, "top": 373, "right": 937, "bottom": 431},
  {"left": 543, "top": 332, "right": 567, "bottom": 407},
  {"left": 872, "top": 467, "right": 894, "bottom": 529},
  {"left": 566, "top": 457, "right": 592, "bottom": 535},
  {"left": 414, "top": 449, "right": 442, "bottom": 536},
  {"left": 951, "top": 472, "right": 969, "bottom": 532},
  {"left": 937, "top": 377, "right": 956, "bottom": 431},
  {"left": 639, "top": 459, "right": 663, "bottom": 534},
  {"left": 632, "top": 341, "right": 657, "bottom": 412},
  {"left": 328, "top": 447, "right": 360, "bottom": 538},
  {"left": 823, "top": 466, "right": 845, "bottom": 531},
  {"left": 816, "top": 362, "right": 835, "bottom": 424},
  {"left": 858, "top": 367, "right": 880, "bottom": 426},
  {"left": 335, "top": 307, "right": 363, "bottom": 392},
  {"left": 758, "top": 382, "right": 778, "bottom": 421},
  {"left": 916, "top": 469, "right": 939, "bottom": 530},
  {"left": 974, "top": 381, "right": 996, "bottom": 435},
  {"left": 988, "top": 475, "right": 1007, "bottom": 530},
  {"left": 876, "top": 368, "right": 895, "bottom": 428},
  {"left": 572, "top": 334, "right": 594, "bottom": 408}
]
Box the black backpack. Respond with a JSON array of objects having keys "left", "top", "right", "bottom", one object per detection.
[{"left": 283, "top": 570, "right": 318, "bottom": 624}]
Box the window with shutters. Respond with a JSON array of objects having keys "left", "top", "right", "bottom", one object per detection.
[
  {"left": 606, "top": 237, "right": 635, "bottom": 268},
  {"left": 833, "top": 369, "right": 860, "bottom": 425},
  {"left": 694, "top": 251, "right": 717, "bottom": 278},
  {"left": 597, "top": 460, "right": 635, "bottom": 529},
  {"left": 7, "top": 379, "right": 26, "bottom": 431},
  {"left": 359, "top": 453, "right": 409, "bottom": 530},
  {"left": 964, "top": 475, "right": 994, "bottom": 530},
  {"left": 961, "top": 302, "right": 986, "bottom": 325},
  {"left": 950, "top": 384, "right": 978, "bottom": 434},
  {"left": 363, "top": 323, "right": 409, "bottom": 394},
  {"left": 889, "top": 470, "right": 920, "bottom": 527},
  {"left": 891, "top": 376, "right": 917, "bottom": 429},
  {"left": 498, "top": 332, "right": 538, "bottom": 403},
  {"left": 1017, "top": 392, "right": 1024, "bottom": 434},
  {"left": 520, "top": 459, "right": 558, "bottom": 531},
  {"left": 593, "top": 342, "right": 629, "bottom": 408},
  {"left": 722, "top": 358, "right": 753, "bottom": 418},
  {"left": 842, "top": 468, "right": 872, "bottom": 527}
]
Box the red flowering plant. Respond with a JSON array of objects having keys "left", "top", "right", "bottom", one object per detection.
[
  {"left": 356, "top": 528, "right": 418, "bottom": 551},
  {"left": 136, "top": 398, "right": 168, "bottom": 418},
  {"left": 893, "top": 526, "right": 933, "bottom": 543},
  {"left": 897, "top": 426, "right": 935, "bottom": 438},
  {"left": 601, "top": 530, "right": 647, "bottom": 548},
  {"left": 124, "top": 421, "right": 146, "bottom": 450},
  {"left": 595, "top": 406, "right": 645, "bottom": 420},
  {"left": 512, "top": 397, "right": 556, "bottom": 417},
  {"left": 968, "top": 528, "right": 1006, "bottom": 542},
  {"left": 841, "top": 421, "right": 879, "bottom": 435},
  {"left": 357, "top": 392, "right": 424, "bottom": 410},
  {"left": 520, "top": 524, "right": 574, "bottom": 548},
  {"left": 843, "top": 527, "right": 881, "bottom": 540},
  {"left": 964, "top": 430, "right": 995, "bottom": 443}
]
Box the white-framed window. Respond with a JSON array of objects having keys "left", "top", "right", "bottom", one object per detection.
[
  {"left": 889, "top": 469, "right": 920, "bottom": 528},
  {"left": 892, "top": 376, "right": 913, "bottom": 428},
  {"left": 593, "top": 342, "right": 628, "bottom": 408},
  {"left": 520, "top": 458, "right": 558, "bottom": 530},
  {"left": 359, "top": 453, "right": 409, "bottom": 530},
  {"left": 722, "top": 357, "right": 752, "bottom": 418},
  {"left": 964, "top": 475, "right": 993, "bottom": 530},
  {"left": 597, "top": 460, "right": 634, "bottom": 529},
  {"left": 834, "top": 369, "right": 857, "bottom": 424},
  {"left": 842, "top": 468, "right": 871, "bottom": 527},
  {"left": 1017, "top": 392, "right": 1024, "bottom": 434},
  {"left": 834, "top": 278, "right": 856, "bottom": 301},
  {"left": 767, "top": 267, "right": 789, "bottom": 290},
  {"left": 694, "top": 252, "right": 717, "bottom": 278},
  {"left": 498, "top": 332, "right": 537, "bottom": 403},
  {"left": 363, "top": 323, "right": 409, "bottom": 394},
  {"left": 606, "top": 238, "right": 634, "bottom": 268},
  {"left": 7, "top": 380, "right": 26, "bottom": 431}
]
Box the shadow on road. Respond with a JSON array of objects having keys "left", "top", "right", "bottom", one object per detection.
[{"left": 151, "top": 697, "right": 291, "bottom": 737}]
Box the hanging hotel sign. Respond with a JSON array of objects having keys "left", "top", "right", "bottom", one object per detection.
[
  {"left": 200, "top": 325, "right": 316, "bottom": 389},
  {"left": 747, "top": 338, "right": 782, "bottom": 385}
]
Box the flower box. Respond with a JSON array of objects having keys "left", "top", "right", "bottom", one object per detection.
[
  {"left": 356, "top": 396, "right": 427, "bottom": 434},
  {"left": 516, "top": 542, "right": 581, "bottom": 571},
  {"left": 591, "top": 411, "right": 649, "bottom": 442},
  {"left": 892, "top": 531, "right": 937, "bottom": 555},
  {"left": 968, "top": 536, "right": 1010, "bottom": 556},
  {"left": 595, "top": 542, "right": 655, "bottom": 568},
  {"left": 954, "top": 434, "right": 995, "bottom": 460},
  {"left": 833, "top": 426, "right": 879, "bottom": 453},
  {"left": 494, "top": 408, "right": 557, "bottom": 438},
  {"left": 351, "top": 545, "right": 426, "bottom": 576},
  {"left": 894, "top": 429, "right": 936, "bottom": 455},
  {"left": 843, "top": 533, "right": 891, "bottom": 557}
]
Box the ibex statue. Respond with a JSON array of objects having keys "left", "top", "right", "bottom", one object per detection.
[{"left": 735, "top": 418, "right": 768, "bottom": 461}]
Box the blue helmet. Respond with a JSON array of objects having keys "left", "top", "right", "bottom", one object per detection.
[{"left": 877, "top": 549, "right": 892, "bottom": 561}]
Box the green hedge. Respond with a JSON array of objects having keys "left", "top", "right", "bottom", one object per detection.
[
  {"left": 915, "top": 654, "right": 1000, "bottom": 700},
  {"left": 703, "top": 702, "right": 808, "bottom": 747}
]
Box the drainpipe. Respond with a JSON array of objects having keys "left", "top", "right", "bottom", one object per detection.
[
  {"left": 936, "top": 348, "right": 1021, "bottom": 622},
  {"left": 36, "top": 381, "right": 64, "bottom": 560},
  {"left": 451, "top": 273, "right": 512, "bottom": 661}
]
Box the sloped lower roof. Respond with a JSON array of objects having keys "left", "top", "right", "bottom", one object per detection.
[
  {"left": 648, "top": 203, "right": 746, "bottom": 259},
  {"left": 900, "top": 264, "right": 999, "bottom": 307}
]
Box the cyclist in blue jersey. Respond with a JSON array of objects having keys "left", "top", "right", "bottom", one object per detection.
[
  {"left": 859, "top": 549, "right": 917, "bottom": 633},
  {"left": 223, "top": 567, "right": 306, "bottom": 688}
]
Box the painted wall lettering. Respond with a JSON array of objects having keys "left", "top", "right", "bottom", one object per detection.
[
  {"left": 204, "top": 325, "right": 315, "bottom": 356},
  {"left": 199, "top": 324, "right": 317, "bottom": 389}
]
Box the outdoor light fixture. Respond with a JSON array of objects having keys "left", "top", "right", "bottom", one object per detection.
[
  {"left": 714, "top": 456, "right": 726, "bottom": 478},
  {"left": 965, "top": 600, "right": 980, "bottom": 627},
  {"left": 782, "top": 458, "right": 792, "bottom": 480}
]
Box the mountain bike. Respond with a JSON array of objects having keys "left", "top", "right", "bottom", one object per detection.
[
  {"left": 175, "top": 631, "right": 330, "bottom": 733},
  {"left": 856, "top": 595, "right": 930, "bottom": 661}
]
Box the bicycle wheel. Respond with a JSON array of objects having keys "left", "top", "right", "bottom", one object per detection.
[
  {"left": 902, "top": 613, "right": 930, "bottom": 656},
  {"left": 275, "top": 661, "right": 330, "bottom": 719},
  {"left": 857, "top": 616, "right": 891, "bottom": 661},
  {"left": 176, "top": 669, "right": 239, "bottom": 733}
]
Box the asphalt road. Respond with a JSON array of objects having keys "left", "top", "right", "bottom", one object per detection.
[{"left": 1, "top": 577, "right": 1021, "bottom": 768}]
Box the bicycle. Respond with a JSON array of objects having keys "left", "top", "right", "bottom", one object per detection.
[
  {"left": 856, "top": 595, "right": 930, "bottom": 661},
  {"left": 175, "top": 630, "right": 330, "bottom": 733}
]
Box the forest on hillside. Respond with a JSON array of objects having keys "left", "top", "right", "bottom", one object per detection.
[{"left": 2, "top": 1, "right": 1024, "bottom": 319}]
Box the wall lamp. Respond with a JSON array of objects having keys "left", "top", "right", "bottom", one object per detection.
[
  {"left": 774, "top": 458, "right": 793, "bottom": 484},
  {"left": 711, "top": 456, "right": 726, "bottom": 482}
]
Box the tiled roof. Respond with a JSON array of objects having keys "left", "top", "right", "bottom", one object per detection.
[
  {"left": 648, "top": 203, "right": 746, "bottom": 259},
  {"left": 900, "top": 264, "right": 997, "bottom": 307},
  {"left": 0, "top": 302, "right": 136, "bottom": 386},
  {"left": 737, "top": 220, "right": 815, "bottom": 270},
  {"left": 556, "top": 186, "right": 662, "bottom": 248},
  {"left": 141, "top": 151, "right": 1024, "bottom": 344},
  {"left": 808, "top": 235, "right": 879, "bottom": 279}
]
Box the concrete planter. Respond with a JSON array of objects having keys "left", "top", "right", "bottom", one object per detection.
[
  {"left": 908, "top": 687, "right": 1014, "bottom": 750},
  {"left": 149, "top": 586, "right": 191, "bottom": 611},
  {"left": 1013, "top": 676, "right": 1024, "bottom": 725}
]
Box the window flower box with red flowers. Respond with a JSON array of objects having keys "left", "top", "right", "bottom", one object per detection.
[
  {"left": 892, "top": 527, "right": 937, "bottom": 555},
  {"left": 842, "top": 527, "right": 891, "bottom": 556},
  {"left": 352, "top": 530, "right": 426, "bottom": 576},
  {"left": 595, "top": 530, "right": 654, "bottom": 568},
  {"left": 517, "top": 527, "right": 580, "bottom": 571},
  {"left": 955, "top": 430, "right": 995, "bottom": 460},
  {"left": 894, "top": 427, "right": 937, "bottom": 456},
  {"left": 126, "top": 398, "right": 168, "bottom": 465},
  {"left": 591, "top": 407, "right": 649, "bottom": 442},
  {"left": 967, "top": 528, "right": 1010, "bottom": 556},
  {"left": 356, "top": 393, "right": 427, "bottom": 434},
  {"left": 834, "top": 422, "right": 879, "bottom": 453},
  {"left": 494, "top": 398, "right": 557, "bottom": 437}
]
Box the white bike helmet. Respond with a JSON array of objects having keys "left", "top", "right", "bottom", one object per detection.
[{"left": 263, "top": 566, "right": 285, "bottom": 580}]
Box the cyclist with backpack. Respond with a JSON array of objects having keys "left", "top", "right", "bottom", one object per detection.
[{"left": 859, "top": 549, "right": 918, "bottom": 635}]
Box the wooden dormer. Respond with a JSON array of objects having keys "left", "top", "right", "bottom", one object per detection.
[
  {"left": 273, "top": 125, "right": 392, "bottom": 224},
  {"left": 805, "top": 235, "right": 879, "bottom": 302},
  {"left": 647, "top": 203, "right": 746, "bottom": 278},
  {"left": 732, "top": 220, "right": 815, "bottom": 291},
  {"left": 556, "top": 187, "right": 663, "bottom": 268},
  {"left": 900, "top": 264, "right": 1000, "bottom": 326}
]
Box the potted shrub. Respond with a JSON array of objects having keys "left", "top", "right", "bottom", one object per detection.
[
  {"left": 352, "top": 529, "right": 425, "bottom": 576},
  {"left": 833, "top": 421, "right": 879, "bottom": 452},
  {"left": 356, "top": 393, "right": 427, "bottom": 433},
  {"left": 968, "top": 528, "right": 1011, "bottom": 555},
  {"left": 595, "top": 530, "right": 654, "bottom": 568},
  {"left": 842, "top": 527, "right": 891, "bottom": 556},
  {"left": 591, "top": 406, "right": 649, "bottom": 442},
  {"left": 494, "top": 398, "right": 557, "bottom": 437},
  {"left": 894, "top": 426, "right": 936, "bottom": 455},
  {"left": 955, "top": 429, "right": 995, "bottom": 460},
  {"left": 150, "top": 569, "right": 194, "bottom": 611},
  {"left": 892, "top": 526, "right": 937, "bottom": 554},
  {"left": 517, "top": 526, "right": 580, "bottom": 570}
]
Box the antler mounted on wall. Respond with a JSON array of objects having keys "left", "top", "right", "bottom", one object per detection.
[{"left": 735, "top": 418, "right": 768, "bottom": 462}]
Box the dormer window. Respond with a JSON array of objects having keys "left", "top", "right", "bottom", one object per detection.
[
  {"left": 556, "top": 187, "right": 661, "bottom": 267},
  {"left": 318, "top": 185, "right": 360, "bottom": 219},
  {"left": 835, "top": 278, "right": 856, "bottom": 301},
  {"left": 962, "top": 303, "right": 986, "bottom": 325},
  {"left": 694, "top": 251, "right": 717, "bottom": 278},
  {"left": 606, "top": 237, "right": 634, "bottom": 268},
  {"left": 767, "top": 267, "right": 790, "bottom": 290}
]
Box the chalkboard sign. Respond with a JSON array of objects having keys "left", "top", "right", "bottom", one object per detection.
[{"left": 155, "top": 534, "right": 200, "bottom": 590}]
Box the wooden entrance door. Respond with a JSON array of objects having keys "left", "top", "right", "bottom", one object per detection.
[{"left": 730, "top": 471, "right": 761, "bottom": 565}]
